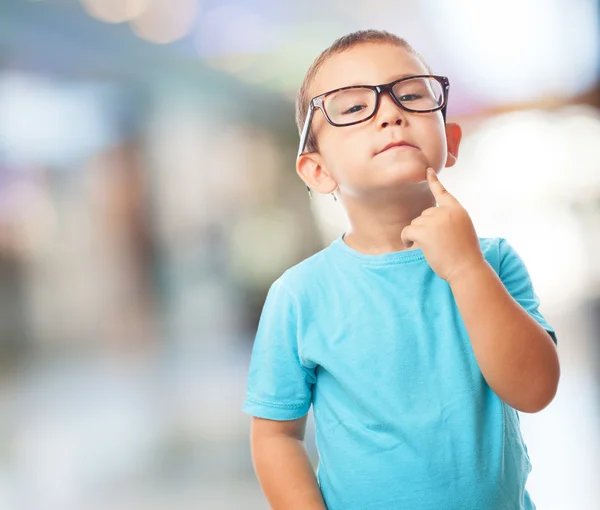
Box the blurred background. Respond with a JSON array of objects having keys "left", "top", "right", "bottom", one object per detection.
[{"left": 0, "top": 0, "right": 599, "bottom": 508}]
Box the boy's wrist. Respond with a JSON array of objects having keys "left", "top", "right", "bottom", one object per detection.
[{"left": 446, "top": 257, "right": 489, "bottom": 287}]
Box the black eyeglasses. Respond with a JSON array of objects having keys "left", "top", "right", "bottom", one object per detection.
[{"left": 297, "top": 74, "right": 450, "bottom": 159}]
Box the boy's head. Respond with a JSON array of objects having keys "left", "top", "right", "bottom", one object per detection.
[{"left": 295, "top": 30, "right": 461, "bottom": 201}]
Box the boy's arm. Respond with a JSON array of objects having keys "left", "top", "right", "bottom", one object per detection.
[
  {"left": 402, "top": 170, "right": 559, "bottom": 414},
  {"left": 251, "top": 415, "right": 327, "bottom": 510},
  {"left": 448, "top": 260, "right": 560, "bottom": 413}
]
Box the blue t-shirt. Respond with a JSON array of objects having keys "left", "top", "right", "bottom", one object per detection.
[{"left": 243, "top": 236, "right": 557, "bottom": 510}]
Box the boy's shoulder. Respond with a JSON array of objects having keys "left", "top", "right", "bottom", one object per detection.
[{"left": 274, "top": 239, "right": 338, "bottom": 295}]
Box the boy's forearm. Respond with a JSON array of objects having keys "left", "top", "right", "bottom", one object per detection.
[
  {"left": 448, "top": 260, "right": 560, "bottom": 413},
  {"left": 252, "top": 435, "right": 327, "bottom": 510}
]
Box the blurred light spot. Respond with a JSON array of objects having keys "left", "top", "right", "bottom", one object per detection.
[
  {"left": 79, "top": 0, "right": 150, "bottom": 24},
  {"left": 424, "top": 0, "right": 599, "bottom": 104},
  {"left": 460, "top": 106, "right": 600, "bottom": 200},
  {"left": 0, "top": 74, "right": 117, "bottom": 167},
  {"left": 129, "top": 0, "right": 197, "bottom": 44}
]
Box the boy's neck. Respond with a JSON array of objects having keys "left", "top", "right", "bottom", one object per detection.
[{"left": 341, "top": 186, "right": 436, "bottom": 255}]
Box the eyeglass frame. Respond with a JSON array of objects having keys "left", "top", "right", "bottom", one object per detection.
[{"left": 297, "top": 74, "right": 450, "bottom": 160}]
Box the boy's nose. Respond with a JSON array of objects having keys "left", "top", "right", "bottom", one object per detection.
[{"left": 377, "top": 92, "right": 407, "bottom": 128}]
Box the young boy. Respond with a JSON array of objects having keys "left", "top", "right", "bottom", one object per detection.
[{"left": 242, "top": 30, "right": 560, "bottom": 510}]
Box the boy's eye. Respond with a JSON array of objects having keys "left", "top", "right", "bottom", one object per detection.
[
  {"left": 342, "top": 104, "right": 367, "bottom": 115},
  {"left": 399, "top": 94, "right": 423, "bottom": 102},
  {"left": 326, "top": 88, "right": 374, "bottom": 119}
]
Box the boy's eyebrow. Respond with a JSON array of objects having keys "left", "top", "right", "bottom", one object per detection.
[{"left": 343, "top": 72, "right": 424, "bottom": 88}]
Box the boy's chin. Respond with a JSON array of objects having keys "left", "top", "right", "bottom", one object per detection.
[
  {"left": 344, "top": 162, "right": 432, "bottom": 198},
  {"left": 355, "top": 176, "right": 429, "bottom": 201},
  {"left": 377, "top": 162, "right": 430, "bottom": 185}
]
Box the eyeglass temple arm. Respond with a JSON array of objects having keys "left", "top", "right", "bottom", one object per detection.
[
  {"left": 297, "top": 106, "right": 315, "bottom": 159},
  {"left": 297, "top": 106, "right": 315, "bottom": 198}
]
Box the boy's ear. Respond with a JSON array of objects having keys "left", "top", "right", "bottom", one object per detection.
[
  {"left": 296, "top": 152, "right": 338, "bottom": 194},
  {"left": 444, "top": 122, "right": 462, "bottom": 168}
]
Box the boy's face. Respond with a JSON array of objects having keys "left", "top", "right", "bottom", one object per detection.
[{"left": 298, "top": 43, "right": 461, "bottom": 199}]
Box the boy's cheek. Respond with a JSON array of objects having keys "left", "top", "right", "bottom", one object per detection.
[
  {"left": 323, "top": 132, "right": 360, "bottom": 160},
  {"left": 414, "top": 129, "right": 450, "bottom": 169},
  {"left": 335, "top": 129, "right": 372, "bottom": 157}
]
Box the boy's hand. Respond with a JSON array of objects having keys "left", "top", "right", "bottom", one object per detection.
[{"left": 401, "top": 168, "right": 485, "bottom": 283}]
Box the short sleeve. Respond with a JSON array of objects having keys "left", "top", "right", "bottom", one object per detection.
[
  {"left": 498, "top": 238, "right": 557, "bottom": 344},
  {"left": 242, "top": 278, "right": 315, "bottom": 420}
]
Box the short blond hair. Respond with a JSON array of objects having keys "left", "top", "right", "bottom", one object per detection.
[{"left": 295, "top": 30, "right": 432, "bottom": 153}]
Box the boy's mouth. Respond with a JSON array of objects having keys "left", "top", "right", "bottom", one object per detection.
[{"left": 376, "top": 140, "right": 419, "bottom": 155}]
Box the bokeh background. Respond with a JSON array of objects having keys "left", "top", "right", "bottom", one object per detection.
[{"left": 0, "top": 0, "right": 599, "bottom": 509}]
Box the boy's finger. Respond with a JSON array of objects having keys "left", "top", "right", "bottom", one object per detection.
[
  {"left": 401, "top": 225, "right": 421, "bottom": 248},
  {"left": 427, "top": 168, "right": 453, "bottom": 203}
]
